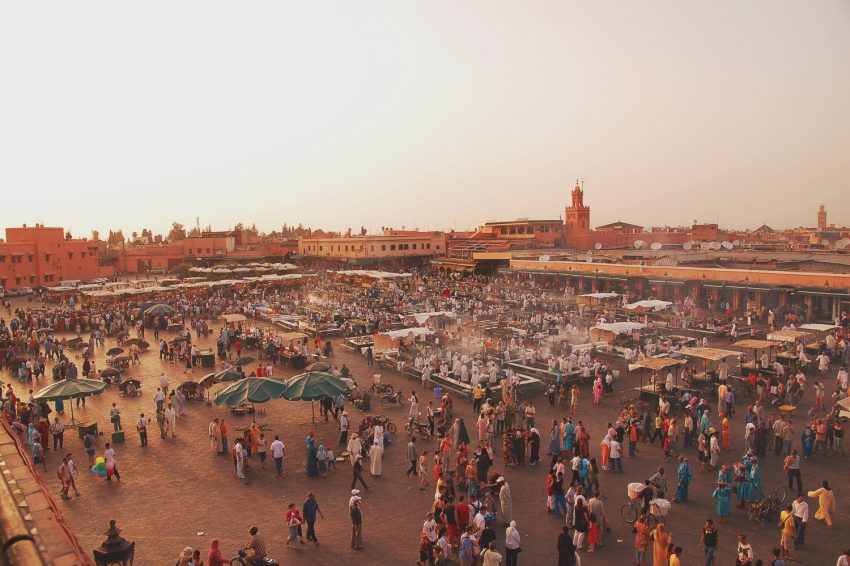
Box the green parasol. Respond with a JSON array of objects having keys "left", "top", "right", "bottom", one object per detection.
[
  {"left": 33, "top": 378, "right": 107, "bottom": 428},
  {"left": 214, "top": 376, "right": 287, "bottom": 422},
  {"left": 282, "top": 371, "right": 349, "bottom": 424}
]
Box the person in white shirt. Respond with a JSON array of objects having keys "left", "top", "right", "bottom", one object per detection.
[
  {"left": 504, "top": 521, "right": 521, "bottom": 563},
  {"left": 817, "top": 353, "right": 830, "bottom": 375},
  {"left": 270, "top": 436, "right": 285, "bottom": 476},
  {"left": 609, "top": 438, "right": 622, "bottom": 473},
  {"left": 154, "top": 388, "right": 166, "bottom": 412},
  {"left": 792, "top": 494, "right": 809, "bottom": 547},
  {"left": 159, "top": 372, "right": 169, "bottom": 393},
  {"left": 103, "top": 443, "right": 121, "bottom": 481},
  {"left": 423, "top": 513, "right": 438, "bottom": 545}
]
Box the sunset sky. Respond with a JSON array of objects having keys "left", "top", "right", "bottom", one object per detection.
[{"left": 1, "top": 1, "right": 849, "bottom": 236}]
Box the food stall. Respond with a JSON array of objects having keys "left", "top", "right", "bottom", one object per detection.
[
  {"left": 734, "top": 339, "right": 777, "bottom": 377},
  {"left": 798, "top": 323, "right": 838, "bottom": 357},
  {"left": 766, "top": 329, "right": 815, "bottom": 367},
  {"left": 577, "top": 292, "right": 620, "bottom": 306},
  {"left": 276, "top": 330, "right": 309, "bottom": 369},
  {"left": 629, "top": 357, "right": 687, "bottom": 406},
  {"left": 590, "top": 321, "right": 646, "bottom": 352},
  {"left": 373, "top": 327, "right": 434, "bottom": 353},
  {"left": 677, "top": 347, "right": 742, "bottom": 390}
]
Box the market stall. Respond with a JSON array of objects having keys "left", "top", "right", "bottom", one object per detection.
[
  {"left": 629, "top": 357, "right": 687, "bottom": 406},
  {"left": 735, "top": 339, "right": 777, "bottom": 377},
  {"left": 677, "top": 347, "right": 742, "bottom": 389}
]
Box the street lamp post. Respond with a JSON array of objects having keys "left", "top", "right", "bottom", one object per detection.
[{"left": 92, "top": 520, "right": 135, "bottom": 565}]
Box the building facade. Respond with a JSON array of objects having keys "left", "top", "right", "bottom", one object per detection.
[
  {"left": 298, "top": 232, "right": 446, "bottom": 263},
  {"left": 477, "top": 219, "right": 564, "bottom": 248},
  {"left": 0, "top": 225, "right": 101, "bottom": 291}
]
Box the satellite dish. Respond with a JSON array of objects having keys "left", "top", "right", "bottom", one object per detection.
[
  {"left": 711, "top": 241, "right": 722, "bottom": 250},
  {"left": 634, "top": 240, "right": 646, "bottom": 249},
  {"left": 821, "top": 239, "right": 831, "bottom": 247},
  {"left": 835, "top": 238, "right": 850, "bottom": 249},
  {"left": 733, "top": 239, "right": 741, "bottom": 247},
  {"left": 650, "top": 242, "right": 662, "bottom": 250},
  {"left": 594, "top": 242, "right": 602, "bottom": 250},
  {"left": 722, "top": 241, "right": 733, "bottom": 250},
  {"left": 585, "top": 256, "right": 593, "bottom": 263},
  {"left": 700, "top": 242, "right": 711, "bottom": 251},
  {"left": 538, "top": 255, "right": 551, "bottom": 262},
  {"left": 683, "top": 242, "right": 693, "bottom": 251}
]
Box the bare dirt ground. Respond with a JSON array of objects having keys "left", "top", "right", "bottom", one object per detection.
[{"left": 17, "top": 315, "right": 846, "bottom": 566}]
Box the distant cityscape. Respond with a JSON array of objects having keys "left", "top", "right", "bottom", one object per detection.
[{"left": 2, "top": 181, "right": 848, "bottom": 295}]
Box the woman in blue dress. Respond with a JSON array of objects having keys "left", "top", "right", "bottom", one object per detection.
[
  {"left": 712, "top": 482, "right": 732, "bottom": 523},
  {"left": 548, "top": 420, "right": 561, "bottom": 456},
  {"left": 306, "top": 433, "right": 319, "bottom": 477},
  {"left": 735, "top": 460, "right": 751, "bottom": 508},
  {"left": 674, "top": 456, "right": 692, "bottom": 501},
  {"left": 801, "top": 426, "right": 815, "bottom": 459},
  {"left": 562, "top": 420, "right": 575, "bottom": 454},
  {"left": 748, "top": 457, "right": 763, "bottom": 501}
]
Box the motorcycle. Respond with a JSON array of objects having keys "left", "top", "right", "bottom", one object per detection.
[
  {"left": 230, "top": 549, "right": 279, "bottom": 566},
  {"left": 358, "top": 414, "right": 397, "bottom": 434},
  {"left": 405, "top": 416, "right": 431, "bottom": 440},
  {"left": 380, "top": 390, "right": 405, "bottom": 408}
]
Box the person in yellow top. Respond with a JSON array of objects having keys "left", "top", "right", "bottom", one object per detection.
[
  {"left": 808, "top": 480, "right": 836, "bottom": 528},
  {"left": 778, "top": 504, "right": 796, "bottom": 561},
  {"left": 472, "top": 384, "right": 484, "bottom": 412},
  {"left": 668, "top": 546, "right": 682, "bottom": 566}
]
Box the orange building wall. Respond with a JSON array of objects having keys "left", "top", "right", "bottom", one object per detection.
[
  {"left": 0, "top": 226, "right": 100, "bottom": 290},
  {"left": 510, "top": 259, "right": 850, "bottom": 290}
]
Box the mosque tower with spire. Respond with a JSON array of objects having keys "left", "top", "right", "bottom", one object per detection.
[{"left": 564, "top": 179, "right": 592, "bottom": 250}]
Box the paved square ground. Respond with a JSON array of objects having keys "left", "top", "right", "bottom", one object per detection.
[{"left": 24, "top": 321, "right": 848, "bottom": 565}]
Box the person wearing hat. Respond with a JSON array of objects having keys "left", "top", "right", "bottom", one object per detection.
[
  {"left": 347, "top": 433, "right": 362, "bottom": 466},
  {"left": 350, "top": 497, "right": 364, "bottom": 550},
  {"left": 712, "top": 481, "right": 732, "bottom": 523}
]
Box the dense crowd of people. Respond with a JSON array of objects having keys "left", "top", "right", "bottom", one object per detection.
[{"left": 2, "top": 268, "right": 850, "bottom": 565}]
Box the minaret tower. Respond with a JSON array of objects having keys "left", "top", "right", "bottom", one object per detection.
[
  {"left": 564, "top": 179, "right": 591, "bottom": 250},
  {"left": 817, "top": 204, "right": 827, "bottom": 231}
]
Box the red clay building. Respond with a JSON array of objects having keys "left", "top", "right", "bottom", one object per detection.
[{"left": 0, "top": 224, "right": 101, "bottom": 290}]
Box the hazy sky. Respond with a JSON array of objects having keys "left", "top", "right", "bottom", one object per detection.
[{"left": 2, "top": 1, "right": 849, "bottom": 237}]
